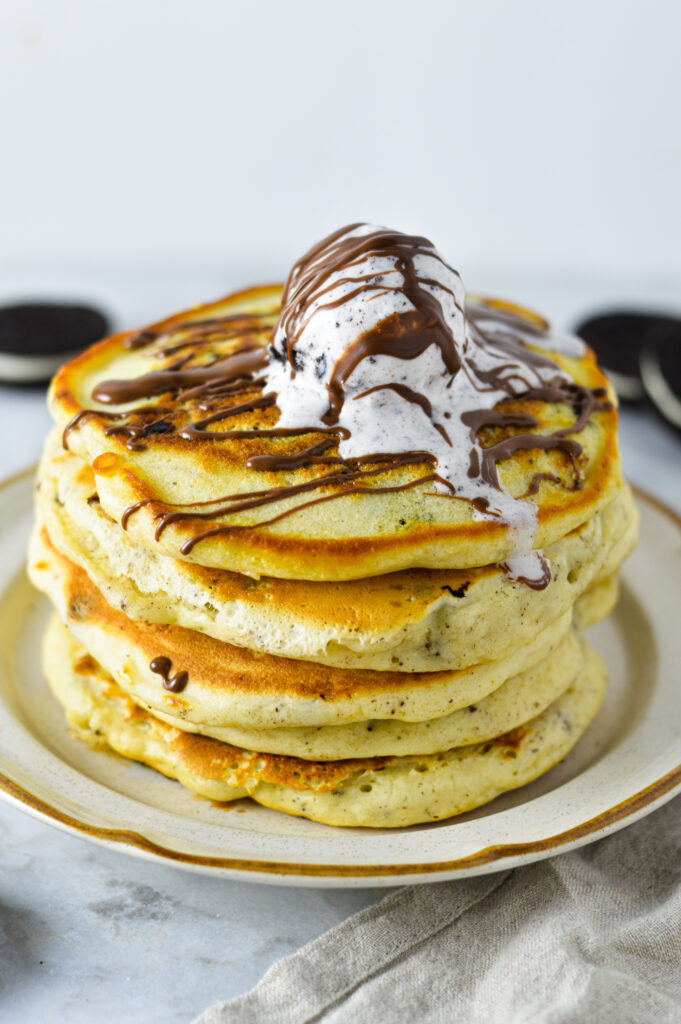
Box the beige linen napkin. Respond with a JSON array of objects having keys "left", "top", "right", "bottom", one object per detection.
[{"left": 194, "top": 795, "right": 681, "bottom": 1024}]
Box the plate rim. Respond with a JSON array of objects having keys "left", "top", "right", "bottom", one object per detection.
[{"left": 2, "top": 464, "right": 680, "bottom": 883}]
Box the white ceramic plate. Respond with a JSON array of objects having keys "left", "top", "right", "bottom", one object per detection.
[{"left": 1, "top": 467, "right": 679, "bottom": 887}]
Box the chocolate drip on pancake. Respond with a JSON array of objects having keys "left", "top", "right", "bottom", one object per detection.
[
  {"left": 500, "top": 553, "right": 552, "bottom": 591},
  {"left": 149, "top": 656, "right": 189, "bottom": 693},
  {"left": 68, "top": 226, "right": 611, "bottom": 584},
  {"left": 62, "top": 406, "right": 174, "bottom": 451},
  {"left": 524, "top": 472, "right": 565, "bottom": 497},
  {"left": 124, "top": 311, "right": 278, "bottom": 353},
  {"left": 92, "top": 347, "right": 269, "bottom": 406}
]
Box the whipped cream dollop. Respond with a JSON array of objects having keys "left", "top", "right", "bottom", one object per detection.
[{"left": 263, "top": 223, "right": 587, "bottom": 582}]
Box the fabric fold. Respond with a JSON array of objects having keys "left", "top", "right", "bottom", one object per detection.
[{"left": 194, "top": 796, "right": 681, "bottom": 1024}]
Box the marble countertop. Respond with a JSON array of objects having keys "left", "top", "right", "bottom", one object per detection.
[{"left": 0, "top": 267, "right": 679, "bottom": 1023}]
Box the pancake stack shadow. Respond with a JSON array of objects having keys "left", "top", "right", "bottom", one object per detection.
[{"left": 28, "top": 278, "right": 638, "bottom": 828}]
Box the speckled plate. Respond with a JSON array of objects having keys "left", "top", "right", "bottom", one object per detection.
[{"left": 0, "top": 467, "right": 679, "bottom": 887}]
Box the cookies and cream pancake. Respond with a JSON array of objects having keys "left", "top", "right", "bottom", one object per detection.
[
  {"left": 114, "top": 630, "right": 586, "bottom": 760},
  {"left": 29, "top": 526, "right": 578, "bottom": 732},
  {"left": 44, "top": 615, "right": 607, "bottom": 828},
  {"left": 37, "top": 434, "right": 637, "bottom": 671},
  {"left": 50, "top": 226, "right": 621, "bottom": 581}
]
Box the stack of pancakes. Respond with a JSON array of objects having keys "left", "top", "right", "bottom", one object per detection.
[{"left": 29, "top": 281, "right": 637, "bottom": 828}]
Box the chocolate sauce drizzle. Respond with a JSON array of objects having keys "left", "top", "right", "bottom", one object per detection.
[
  {"left": 272, "top": 225, "right": 463, "bottom": 424},
  {"left": 500, "top": 553, "right": 552, "bottom": 590},
  {"left": 149, "top": 656, "right": 189, "bottom": 693},
  {"left": 64, "top": 226, "right": 612, "bottom": 582}
]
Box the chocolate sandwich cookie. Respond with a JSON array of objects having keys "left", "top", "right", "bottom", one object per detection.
[
  {"left": 574, "top": 311, "right": 657, "bottom": 402},
  {"left": 639, "top": 318, "right": 681, "bottom": 431},
  {"left": 0, "top": 302, "right": 109, "bottom": 383},
  {"left": 575, "top": 309, "right": 681, "bottom": 430}
]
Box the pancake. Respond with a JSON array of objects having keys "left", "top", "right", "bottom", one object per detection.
[
  {"left": 43, "top": 614, "right": 608, "bottom": 827},
  {"left": 29, "top": 525, "right": 576, "bottom": 730},
  {"left": 49, "top": 285, "right": 622, "bottom": 580},
  {"left": 123, "top": 630, "right": 586, "bottom": 759},
  {"left": 574, "top": 573, "right": 620, "bottom": 630},
  {"left": 37, "top": 436, "right": 638, "bottom": 671}
]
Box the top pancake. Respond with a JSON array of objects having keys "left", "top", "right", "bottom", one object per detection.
[{"left": 50, "top": 285, "right": 621, "bottom": 580}]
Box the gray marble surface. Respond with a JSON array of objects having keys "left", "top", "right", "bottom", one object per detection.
[
  {"left": 0, "top": 802, "right": 386, "bottom": 1022},
  {"left": 0, "top": 268, "right": 679, "bottom": 1023}
]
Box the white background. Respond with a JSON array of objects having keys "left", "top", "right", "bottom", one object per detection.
[{"left": 2, "top": 0, "right": 680, "bottom": 282}]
